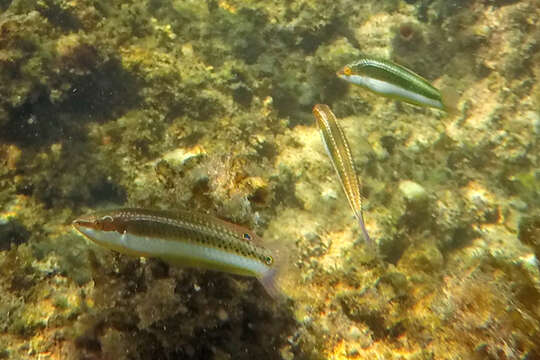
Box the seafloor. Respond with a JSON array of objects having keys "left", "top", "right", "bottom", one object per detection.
[{"left": 0, "top": 0, "right": 539, "bottom": 359}]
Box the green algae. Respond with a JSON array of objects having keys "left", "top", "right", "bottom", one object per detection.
[
  {"left": 510, "top": 170, "right": 540, "bottom": 205},
  {"left": 0, "top": 0, "right": 539, "bottom": 358}
]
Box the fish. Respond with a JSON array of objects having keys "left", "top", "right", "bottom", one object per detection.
[
  {"left": 72, "top": 208, "right": 281, "bottom": 298},
  {"left": 312, "top": 104, "right": 372, "bottom": 245},
  {"left": 337, "top": 57, "right": 445, "bottom": 111}
]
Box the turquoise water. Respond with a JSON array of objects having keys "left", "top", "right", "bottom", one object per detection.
[{"left": 0, "top": 1, "right": 538, "bottom": 359}]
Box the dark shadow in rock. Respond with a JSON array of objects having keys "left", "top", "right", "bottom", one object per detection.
[
  {"left": 0, "top": 218, "right": 30, "bottom": 251},
  {"left": 37, "top": 0, "right": 81, "bottom": 31},
  {"left": 0, "top": 59, "right": 140, "bottom": 148}
]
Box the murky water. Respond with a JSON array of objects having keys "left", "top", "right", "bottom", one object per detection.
[{"left": 0, "top": 1, "right": 539, "bottom": 359}]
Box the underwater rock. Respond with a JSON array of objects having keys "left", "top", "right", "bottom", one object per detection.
[
  {"left": 0, "top": 107, "right": 7, "bottom": 128},
  {"left": 0, "top": 0, "right": 539, "bottom": 358},
  {"left": 56, "top": 33, "right": 99, "bottom": 75},
  {"left": 398, "top": 180, "right": 428, "bottom": 204},
  {"left": 399, "top": 241, "right": 444, "bottom": 274},
  {"left": 396, "top": 180, "right": 431, "bottom": 230},
  {"left": 462, "top": 181, "right": 500, "bottom": 224},
  {"left": 161, "top": 145, "right": 206, "bottom": 169},
  {"left": 392, "top": 21, "right": 426, "bottom": 55},
  {"left": 134, "top": 277, "right": 180, "bottom": 329},
  {"left": 432, "top": 189, "right": 477, "bottom": 251},
  {"left": 0, "top": 216, "right": 30, "bottom": 251},
  {"left": 508, "top": 169, "right": 540, "bottom": 207},
  {"left": 337, "top": 275, "right": 406, "bottom": 342},
  {"left": 0, "top": 144, "right": 21, "bottom": 171},
  {"left": 531, "top": 111, "right": 540, "bottom": 135},
  {"left": 519, "top": 214, "right": 540, "bottom": 259}
]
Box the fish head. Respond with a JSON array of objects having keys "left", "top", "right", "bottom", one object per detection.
[
  {"left": 72, "top": 211, "right": 127, "bottom": 239},
  {"left": 72, "top": 211, "right": 132, "bottom": 252},
  {"left": 336, "top": 65, "right": 353, "bottom": 79},
  {"left": 336, "top": 64, "right": 369, "bottom": 87}
]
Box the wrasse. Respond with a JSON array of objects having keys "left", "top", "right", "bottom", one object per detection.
[
  {"left": 337, "top": 57, "right": 445, "bottom": 111},
  {"left": 72, "top": 208, "right": 280, "bottom": 297},
  {"left": 313, "top": 104, "right": 372, "bottom": 245}
]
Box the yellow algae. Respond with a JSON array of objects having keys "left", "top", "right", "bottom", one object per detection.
[
  {"left": 261, "top": 96, "right": 274, "bottom": 117},
  {"left": 161, "top": 145, "right": 207, "bottom": 167},
  {"left": 181, "top": 43, "right": 194, "bottom": 58},
  {"left": 462, "top": 180, "right": 500, "bottom": 223},
  {"left": 317, "top": 229, "right": 355, "bottom": 273},
  {"left": 218, "top": 0, "right": 237, "bottom": 13},
  {"left": 327, "top": 340, "right": 356, "bottom": 360},
  {"left": 353, "top": 12, "right": 412, "bottom": 61},
  {"left": 150, "top": 18, "right": 177, "bottom": 40},
  {"left": 242, "top": 176, "right": 268, "bottom": 196},
  {"left": 0, "top": 210, "right": 18, "bottom": 223},
  {"left": 56, "top": 34, "right": 82, "bottom": 58},
  {"left": 0, "top": 0, "right": 539, "bottom": 358},
  {"left": 120, "top": 45, "right": 181, "bottom": 77},
  {"left": 4, "top": 144, "right": 22, "bottom": 170}
]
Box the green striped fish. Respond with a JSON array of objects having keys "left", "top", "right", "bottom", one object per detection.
[
  {"left": 313, "top": 104, "right": 372, "bottom": 245},
  {"left": 337, "top": 57, "right": 445, "bottom": 110},
  {"left": 72, "top": 208, "right": 280, "bottom": 297}
]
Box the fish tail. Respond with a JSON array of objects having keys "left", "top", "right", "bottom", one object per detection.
[
  {"left": 358, "top": 217, "right": 373, "bottom": 246},
  {"left": 355, "top": 211, "right": 373, "bottom": 246},
  {"left": 258, "top": 267, "right": 283, "bottom": 300},
  {"left": 258, "top": 243, "right": 291, "bottom": 300}
]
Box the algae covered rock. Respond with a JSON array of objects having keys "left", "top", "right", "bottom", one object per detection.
[
  {"left": 0, "top": 216, "right": 30, "bottom": 251},
  {"left": 399, "top": 241, "right": 444, "bottom": 274},
  {"left": 398, "top": 180, "right": 428, "bottom": 204},
  {"left": 519, "top": 213, "right": 540, "bottom": 259},
  {"left": 0, "top": 0, "right": 540, "bottom": 358}
]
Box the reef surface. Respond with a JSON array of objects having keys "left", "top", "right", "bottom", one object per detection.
[{"left": 0, "top": 0, "right": 539, "bottom": 359}]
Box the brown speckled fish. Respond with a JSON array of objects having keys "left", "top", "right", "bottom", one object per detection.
[{"left": 72, "top": 208, "right": 281, "bottom": 297}]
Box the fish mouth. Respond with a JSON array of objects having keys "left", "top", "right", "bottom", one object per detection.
[{"left": 72, "top": 214, "right": 98, "bottom": 230}]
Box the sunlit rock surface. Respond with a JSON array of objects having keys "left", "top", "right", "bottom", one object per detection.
[{"left": 0, "top": 0, "right": 538, "bottom": 358}]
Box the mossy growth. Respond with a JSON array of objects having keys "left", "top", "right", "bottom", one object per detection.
[
  {"left": 0, "top": 217, "right": 30, "bottom": 251},
  {"left": 509, "top": 170, "right": 540, "bottom": 207},
  {"left": 518, "top": 213, "right": 540, "bottom": 262}
]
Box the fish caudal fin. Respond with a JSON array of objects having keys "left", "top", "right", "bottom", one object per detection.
[
  {"left": 356, "top": 212, "right": 373, "bottom": 247},
  {"left": 259, "top": 267, "right": 284, "bottom": 300},
  {"left": 259, "top": 249, "right": 292, "bottom": 301}
]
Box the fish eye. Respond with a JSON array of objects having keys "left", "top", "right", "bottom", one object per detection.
[
  {"left": 93, "top": 219, "right": 103, "bottom": 229},
  {"left": 344, "top": 66, "right": 352, "bottom": 76},
  {"left": 243, "top": 233, "right": 252, "bottom": 241},
  {"left": 95, "top": 215, "right": 115, "bottom": 231},
  {"left": 265, "top": 255, "right": 273, "bottom": 265}
]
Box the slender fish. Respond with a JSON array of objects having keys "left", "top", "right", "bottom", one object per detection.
[
  {"left": 337, "top": 57, "right": 445, "bottom": 111},
  {"left": 312, "top": 104, "right": 372, "bottom": 245},
  {"left": 72, "top": 208, "right": 280, "bottom": 297}
]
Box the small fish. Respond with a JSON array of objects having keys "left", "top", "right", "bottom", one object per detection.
[
  {"left": 312, "top": 104, "right": 372, "bottom": 245},
  {"left": 337, "top": 57, "right": 445, "bottom": 111},
  {"left": 72, "top": 208, "right": 280, "bottom": 298}
]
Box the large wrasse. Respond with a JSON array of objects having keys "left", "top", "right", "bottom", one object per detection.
[
  {"left": 72, "top": 208, "right": 281, "bottom": 298},
  {"left": 337, "top": 57, "right": 447, "bottom": 111},
  {"left": 312, "top": 104, "right": 372, "bottom": 245}
]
